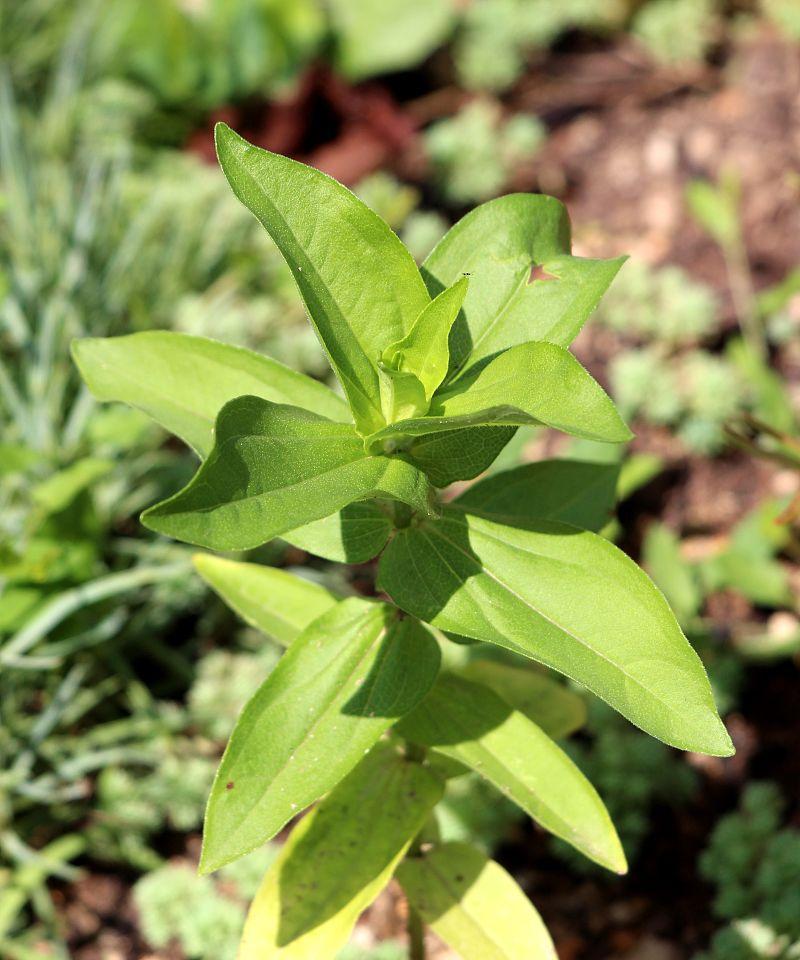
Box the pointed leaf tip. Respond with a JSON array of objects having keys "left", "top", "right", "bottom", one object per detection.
[{"left": 212, "top": 124, "right": 430, "bottom": 434}]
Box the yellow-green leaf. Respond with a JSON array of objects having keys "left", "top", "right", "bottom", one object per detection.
[
  {"left": 238, "top": 744, "right": 443, "bottom": 958},
  {"left": 397, "top": 842, "right": 557, "bottom": 960},
  {"left": 192, "top": 556, "right": 340, "bottom": 646},
  {"left": 72, "top": 332, "right": 349, "bottom": 458},
  {"left": 379, "top": 510, "right": 733, "bottom": 756},
  {"left": 458, "top": 660, "right": 586, "bottom": 739},
  {"left": 398, "top": 675, "right": 626, "bottom": 872},
  {"left": 383, "top": 276, "right": 469, "bottom": 403}
]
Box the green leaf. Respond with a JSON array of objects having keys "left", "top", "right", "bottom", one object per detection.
[
  {"left": 367, "top": 343, "right": 631, "bottom": 450},
  {"left": 192, "top": 555, "right": 340, "bottom": 646},
  {"left": 72, "top": 332, "right": 349, "bottom": 458},
  {"left": 702, "top": 550, "right": 791, "bottom": 609},
  {"left": 215, "top": 123, "right": 430, "bottom": 434},
  {"left": 200, "top": 598, "right": 440, "bottom": 872},
  {"left": 142, "top": 397, "right": 435, "bottom": 551},
  {"left": 686, "top": 178, "right": 740, "bottom": 249},
  {"left": 406, "top": 426, "right": 517, "bottom": 487},
  {"left": 0, "top": 444, "right": 40, "bottom": 478},
  {"left": 398, "top": 675, "right": 625, "bottom": 872},
  {"left": 378, "top": 510, "right": 733, "bottom": 756},
  {"left": 397, "top": 842, "right": 557, "bottom": 960},
  {"left": 238, "top": 743, "right": 443, "bottom": 958},
  {"left": 382, "top": 277, "right": 469, "bottom": 404},
  {"left": 283, "top": 504, "right": 392, "bottom": 563},
  {"left": 458, "top": 660, "right": 586, "bottom": 739},
  {"left": 454, "top": 459, "right": 620, "bottom": 532},
  {"left": 727, "top": 337, "right": 795, "bottom": 433},
  {"left": 31, "top": 458, "right": 114, "bottom": 515},
  {"left": 700, "top": 500, "right": 792, "bottom": 608},
  {"left": 377, "top": 364, "right": 428, "bottom": 424},
  {"left": 422, "top": 194, "right": 625, "bottom": 383},
  {"left": 330, "top": 0, "right": 456, "bottom": 80},
  {"left": 642, "top": 523, "right": 702, "bottom": 625}
]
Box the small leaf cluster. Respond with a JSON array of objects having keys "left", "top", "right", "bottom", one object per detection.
[
  {"left": 632, "top": 0, "right": 719, "bottom": 66},
  {"left": 592, "top": 260, "right": 745, "bottom": 453},
  {"left": 697, "top": 783, "right": 800, "bottom": 960},
  {"left": 453, "top": 0, "right": 625, "bottom": 93},
  {"left": 73, "top": 126, "right": 732, "bottom": 958},
  {"left": 425, "top": 100, "right": 546, "bottom": 205}
]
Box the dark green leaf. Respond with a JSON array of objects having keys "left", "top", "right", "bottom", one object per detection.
[
  {"left": 454, "top": 459, "right": 620, "bottom": 532},
  {"left": 406, "top": 426, "right": 517, "bottom": 487}
]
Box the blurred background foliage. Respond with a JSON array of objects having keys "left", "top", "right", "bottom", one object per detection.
[{"left": 1, "top": 1, "right": 799, "bottom": 958}]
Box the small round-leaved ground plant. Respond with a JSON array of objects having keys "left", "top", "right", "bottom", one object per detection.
[{"left": 72, "top": 124, "right": 734, "bottom": 960}]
